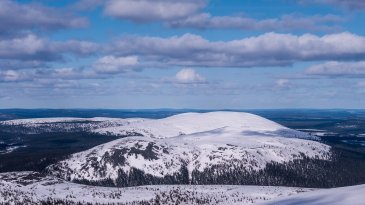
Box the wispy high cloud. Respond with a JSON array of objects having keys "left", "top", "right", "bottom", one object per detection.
[
  {"left": 299, "top": 0, "right": 365, "bottom": 10},
  {"left": 168, "top": 13, "right": 344, "bottom": 32},
  {"left": 103, "top": 0, "right": 206, "bottom": 22},
  {"left": 305, "top": 61, "right": 365, "bottom": 77},
  {"left": 0, "top": 70, "right": 25, "bottom": 82},
  {"left": 0, "top": 67, "right": 97, "bottom": 84},
  {"left": 93, "top": 56, "right": 140, "bottom": 74}
]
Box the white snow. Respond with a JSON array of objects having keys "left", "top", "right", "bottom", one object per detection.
[{"left": 261, "top": 184, "right": 365, "bottom": 205}]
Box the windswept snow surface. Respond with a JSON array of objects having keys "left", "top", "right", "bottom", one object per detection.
[
  {"left": 261, "top": 184, "right": 365, "bottom": 205},
  {"left": 0, "top": 172, "right": 312, "bottom": 205},
  {"left": 47, "top": 112, "right": 331, "bottom": 183}
]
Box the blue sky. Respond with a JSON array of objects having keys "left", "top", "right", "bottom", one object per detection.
[{"left": 1, "top": 0, "right": 365, "bottom": 109}]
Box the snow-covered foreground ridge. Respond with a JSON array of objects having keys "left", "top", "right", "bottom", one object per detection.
[
  {"left": 261, "top": 184, "right": 365, "bottom": 205},
  {"left": 46, "top": 112, "right": 331, "bottom": 185},
  {"left": 0, "top": 171, "right": 313, "bottom": 205},
  {"left": 1, "top": 172, "right": 364, "bottom": 205}
]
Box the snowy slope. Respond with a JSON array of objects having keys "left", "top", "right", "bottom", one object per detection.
[
  {"left": 0, "top": 171, "right": 312, "bottom": 205},
  {"left": 47, "top": 112, "right": 331, "bottom": 185},
  {"left": 261, "top": 184, "right": 365, "bottom": 205}
]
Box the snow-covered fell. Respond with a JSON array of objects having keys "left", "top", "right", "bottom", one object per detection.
[
  {"left": 47, "top": 112, "right": 331, "bottom": 185},
  {"left": 93, "top": 112, "right": 315, "bottom": 139}
]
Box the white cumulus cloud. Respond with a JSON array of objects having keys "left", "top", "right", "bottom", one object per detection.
[
  {"left": 0, "top": 34, "right": 99, "bottom": 61},
  {"left": 109, "top": 32, "right": 365, "bottom": 68},
  {"left": 174, "top": 68, "right": 205, "bottom": 84},
  {"left": 0, "top": 0, "right": 88, "bottom": 37}
]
